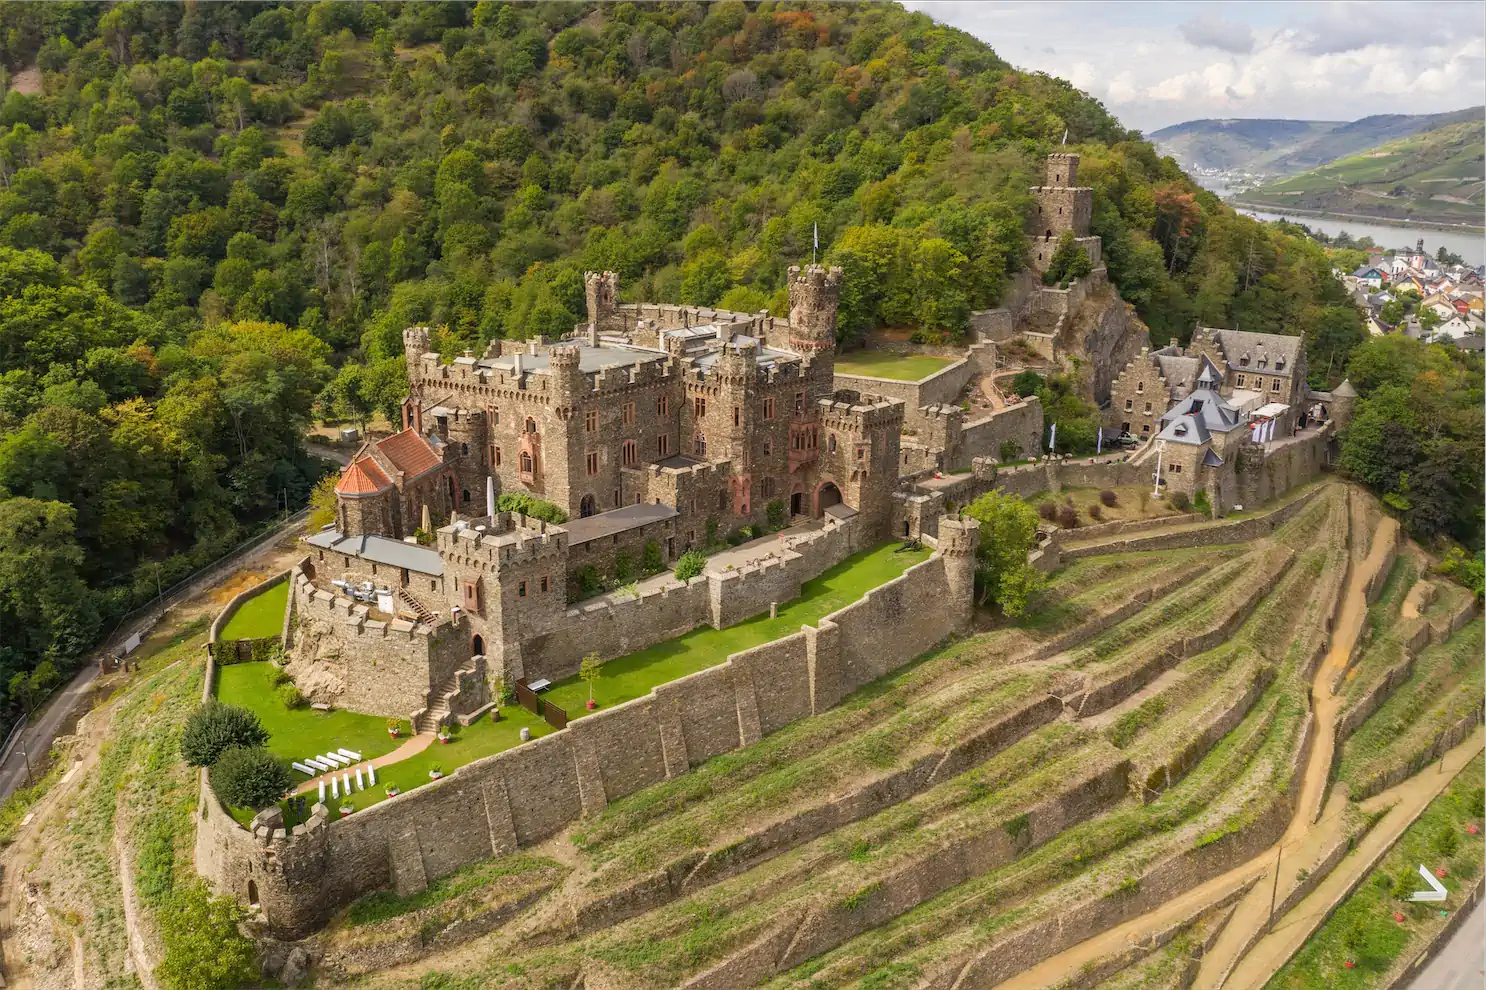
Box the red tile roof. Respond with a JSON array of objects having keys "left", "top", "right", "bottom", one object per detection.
[
  {"left": 376, "top": 429, "right": 443, "bottom": 480},
  {"left": 335, "top": 458, "right": 393, "bottom": 497}
]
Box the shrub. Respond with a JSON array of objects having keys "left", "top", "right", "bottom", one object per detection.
[
  {"left": 641, "top": 540, "right": 663, "bottom": 574},
  {"left": 1037, "top": 501, "right": 1058, "bottom": 522},
  {"left": 674, "top": 549, "right": 707, "bottom": 582},
  {"left": 179, "top": 703, "right": 268, "bottom": 767},
  {"left": 1009, "top": 371, "right": 1044, "bottom": 398},
  {"left": 155, "top": 879, "right": 254, "bottom": 990},
  {"left": 1088, "top": 504, "right": 1103, "bottom": 521},
  {"left": 1170, "top": 490, "right": 1191, "bottom": 511},
  {"left": 999, "top": 439, "right": 1022, "bottom": 462},
  {"left": 614, "top": 550, "right": 634, "bottom": 583},
  {"left": 495, "top": 492, "right": 567, "bottom": 524},
  {"left": 1435, "top": 822, "right": 1460, "bottom": 857},
  {"left": 270, "top": 666, "right": 291, "bottom": 687},
  {"left": 210, "top": 746, "right": 292, "bottom": 810},
  {"left": 571, "top": 564, "right": 603, "bottom": 599},
  {"left": 1099, "top": 489, "right": 1118, "bottom": 507},
  {"left": 276, "top": 683, "right": 306, "bottom": 709},
  {"left": 766, "top": 499, "right": 787, "bottom": 529},
  {"left": 1056, "top": 505, "right": 1079, "bottom": 528},
  {"left": 1194, "top": 488, "right": 1212, "bottom": 515}
]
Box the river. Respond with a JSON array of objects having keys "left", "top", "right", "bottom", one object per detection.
[{"left": 1189, "top": 175, "right": 1484, "bottom": 265}]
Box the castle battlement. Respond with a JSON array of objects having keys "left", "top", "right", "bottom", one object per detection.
[
  {"left": 435, "top": 515, "right": 568, "bottom": 571},
  {"left": 817, "top": 393, "right": 904, "bottom": 433},
  {"left": 294, "top": 570, "right": 438, "bottom": 638}
]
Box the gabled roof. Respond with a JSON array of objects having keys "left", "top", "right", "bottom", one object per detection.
[
  {"left": 1208, "top": 328, "right": 1303, "bottom": 375},
  {"left": 377, "top": 429, "right": 444, "bottom": 480},
  {"left": 1157, "top": 386, "right": 1244, "bottom": 445},
  {"left": 1202, "top": 448, "right": 1225, "bottom": 467},
  {"left": 335, "top": 458, "right": 393, "bottom": 497}
]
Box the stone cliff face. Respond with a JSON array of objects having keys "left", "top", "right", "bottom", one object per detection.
[{"left": 1061, "top": 284, "right": 1151, "bottom": 406}]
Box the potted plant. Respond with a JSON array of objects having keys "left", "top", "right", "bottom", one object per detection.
[
  {"left": 580, "top": 652, "right": 602, "bottom": 711},
  {"left": 387, "top": 718, "right": 401, "bottom": 738},
  {"left": 385, "top": 784, "right": 400, "bottom": 798},
  {"left": 339, "top": 803, "right": 354, "bottom": 818},
  {"left": 437, "top": 725, "right": 452, "bottom": 744},
  {"left": 428, "top": 764, "right": 443, "bottom": 780}
]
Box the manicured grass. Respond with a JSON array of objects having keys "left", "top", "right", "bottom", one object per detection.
[
  {"left": 833, "top": 351, "right": 956, "bottom": 381},
  {"left": 219, "top": 581, "right": 288, "bottom": 640},
  {"left": 332, "top": 706, "right": 555, "bottom": 813},
  {"left": 544, "top": 541, "right": 933, "bottom": 718},
  {"left": 215, "top": 662, "right": 405, "bottom": 765},
  {"left": 1266, "top": 753, "right": 1485, "bottom": 990}
]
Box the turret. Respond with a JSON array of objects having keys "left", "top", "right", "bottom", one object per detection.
[
  {"left": 404, "top": 326, "right": 432, "bottom": 385},
  {"left": 1330, "top": 378, "right": 1357, "bottom": 431},
  {"left": 937, "top": 515, "right": 980, "bottom": 629},
  {"left": 585, "top": 271, "right": 620, "bottom": 334},
  {"left": 787, "top": 265, "right": 842, "bottom": 355},
  {"left": 1046, "top": 152, "right": 1079, "bottom": 187},
  {"left": 548, "top": 345, "right": 585, "bottom": 408}
]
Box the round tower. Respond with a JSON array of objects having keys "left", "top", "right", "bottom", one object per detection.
[
  {"left": 403, "top": 326, "right": 432, "bottom": 384},
  {"left": 787, "top": 265, "right": 842, "bottom": 355},
  {"left": 548, "top": 345, "right": 585, "bottom": 409},
  {"left": 585, "top": 271, "right": 620, "bottom": 334},
  {"left": 1330, "top": 378, "right": 1357, "bottom": 431},
  {"left": 937, "top": 515, "right": 980, "bottom": 629}
]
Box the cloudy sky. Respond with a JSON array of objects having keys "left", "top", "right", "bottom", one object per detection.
[{"left": 904, "top": 1, "right": 1486, "bottom": 133}]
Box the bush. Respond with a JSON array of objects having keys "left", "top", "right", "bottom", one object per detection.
[
  {"left": 210, "top": 746, "right": 292, "bottom": 810},
  {"left": 1088, "top": 504, "right": 1103, "bottom": 521},
  {"left": 766, "top": 499, "right": 787, "bottom": 529},
  {"left": 1009, "top": 371, "right": 1043, "bottom": 398},
  {"left": 998, "top": 439, "right": 1022, "bottom": 462},
  {"left": 1194, "top": 488, "right": 1212, "bottom": 515},
  {"left": 155, "top": 879, "right": 254, "bottom": 990},
  {"left": 614, "top": 550, "right": 634, "bottom": 583},
  {"left": 1170, "top": 490, "right": 1191, "bottom": 511},
  {"left": 1435, "top": 822, "right": 1460, "bottom": 857},
  {"left": 1099, "top": 489, "right": 1118, "bottom": 507},
  {"left": 674, "top": 549, "right": 707, "bottom": 582},
  {"left": 571, "top": 564, "right": 603, "bottom": 599},
  {"left": 276, "top": 683, "right": 306, "bottom": 709},
  {"left": 495, "top": 492, "right": 567, "bottom": 524},
  {"left": 179, "top": 703, "right": 269, "bottom": 767},
  {"left": 1037, "top": 501, "right": 1058, "bottom": 521},
  {"left": 270, "top": 667, "right": 291, "bottom": 687},
  {"left": 1056, "top": 505, "right": 1079, "bottom": 528},
  {"left": 641, "top": 540, "right": 663, "bottom": 574}
]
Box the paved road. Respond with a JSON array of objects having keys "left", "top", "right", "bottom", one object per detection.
[
  {"left": 0, "top": 664, "right": 99, "bottom": 803},
  {"left": 1409, "top": 896, "right": 1486, "bottom": 990}
]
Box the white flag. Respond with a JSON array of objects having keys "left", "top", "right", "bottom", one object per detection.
[{"left": 813, "top": 222, "right": 819, "bottom": 250}]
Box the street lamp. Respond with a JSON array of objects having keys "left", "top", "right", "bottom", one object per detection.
[{"left": 1151, "top": 439, "right": 1166, "bottom": 499}]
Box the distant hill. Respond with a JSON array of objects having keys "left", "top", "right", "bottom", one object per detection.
[
  {"left": 1152, "top": 108, "right": 1484, "bottom": 177},
  {"left": 1234, "top": 117, "right": 1485, "bottom": 227}
]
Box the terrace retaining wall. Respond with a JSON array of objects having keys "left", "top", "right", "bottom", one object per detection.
[{"left": 197, "top": 531, "right": 978, "bottom": 938}]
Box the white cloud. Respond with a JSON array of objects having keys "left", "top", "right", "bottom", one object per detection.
[{"left": 904, "top": 0, "right": 1485, "bottom": 131}]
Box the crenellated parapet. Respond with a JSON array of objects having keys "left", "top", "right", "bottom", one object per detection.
[{"left": 435, "top": 515, "right": 568, "bottom": 576}]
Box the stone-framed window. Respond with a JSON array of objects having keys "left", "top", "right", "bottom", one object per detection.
[
  {"left": 656, "top": 396, "right": 669, "bottom": 417},
  {"left": 1125, "top": 399, "right": 1133, "bottom": 411},
  {"left": 622, "top": 440, "right": 638, "bottom": 466},
  {"left": 586, "top": 452, "right": 599, "bottom": 475},
  {"left": 693, "top": 433, "right": 707, "bottom": 456},
  {"left": 763, "top": 439, "right": 772, "bottom": 456},
  {"left": 828, "top": 433, "right": 837, "bottom": 453},
  {"left": 525, "top": 417, "right": 537, "bottom": 434},
  {"left": 794, "top": 391, "right": 805, "bottom": 414},
  {"left": 762, "top": 397, "right": 775, "bottom": 419},
  {"left": 585, "top": 409, "right": 598, "bottom": 431},
  {"left": 657, "top": 433, "right": 670, "bottom": 456},
  {"left": 1271, "top": 378, "right": 1281, "bottom": 392},
  {"left": 622, "top": 402, "right": 636, "bottom": 425},
  {"left": 1144, "top": 402, "right": 1152, "bottom": 413},
  {"left": 1236, "top": 374, "right": 1246, "bottom": 387},
  {"left": 540, "top": 575, "right": 549, "bottom": 594},
  {"left": 733, "top": 406, "right": 740, "bottom": 427},
  {"left": 695, "top": 396, "right": 707, "bottom": 418},
  {"left": 518, "top": 580, "right": 527, "bottom": 597},
  {"left": 491, "top": 445, "right": 501, "bottom": 466},
  {"left": 762, "top": 477, "right": 776, "bottom": 496},
  {"left": 1136, "top": 381, "right": 1144, "bottom": 394},
  {"left": 519, "top": 450, "right": 533, "bottom": 473}
]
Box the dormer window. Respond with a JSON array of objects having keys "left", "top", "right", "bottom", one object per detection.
[
  {"left": 1174, "top": 423, "right": 1188, "bottom": 436},
  {"left": 1240, "top": 354, "right": 1250, "bottom": 367},
  {"left": 1275, "top": 356, "right": 1286, "bottom": 370}
]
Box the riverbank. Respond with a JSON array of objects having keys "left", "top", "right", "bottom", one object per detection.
[{"left": 1230, "top": 201, "right": 1486, "bottom": 236}]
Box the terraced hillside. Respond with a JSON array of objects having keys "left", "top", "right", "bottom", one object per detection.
[{"left": 284, "top": 480, "right": 1474, "bottom": 990}]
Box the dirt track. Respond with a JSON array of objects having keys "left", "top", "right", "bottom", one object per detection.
[{"left": 993, "top": 518, "right": 1406, "bottom": 990}]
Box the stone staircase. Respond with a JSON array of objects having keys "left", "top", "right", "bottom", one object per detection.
[{"left": 412, "top": 660, "right": 481, "bottom": 735}]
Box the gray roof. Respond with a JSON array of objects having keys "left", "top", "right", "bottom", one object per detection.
[
  {"left": 1203, "top": 448, "right": 1225, "bottom": 467},
  {"left": 478, "top": 343, "right": 667, "bottom": 375},
  {"left": 1153, "top": 354, "right": 1198, "bottom": 390},
  {"left": 303, "top": 530, "right": 445, "bottom": 576},
  {"left": 1157, "top": 387, "right": 1244, "bottom": 445},
  {"left": 1209, "top": 328, "right": 1303, "bottom": 374},
  {"left": 563, "top": 501, "right": 678, "bottom": 546},
  {"left": 1332, "top": 379, "right": 1358, "bottom": 398}
]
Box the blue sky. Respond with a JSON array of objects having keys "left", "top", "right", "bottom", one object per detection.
[{"left": 904, "top": 1, "right": 1486, "bottom": 133}]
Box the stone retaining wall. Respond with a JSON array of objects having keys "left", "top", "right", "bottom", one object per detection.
[{"left": 198, "top": 535, "right": 977, "bottom": 938}]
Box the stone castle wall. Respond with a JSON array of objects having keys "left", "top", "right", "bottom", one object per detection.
[
  {"left": 957, "top": 400, "right": 1045, "bottom": 466},
  {"left": 197, "top": 539, "right": 976, "bottom": 937}
]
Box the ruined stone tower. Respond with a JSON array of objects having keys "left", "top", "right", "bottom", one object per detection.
[
  {"left": 1030, "top": 153, "right": 1097, "bottom": 272},
  {"left": 585, "top": 271, "right": 622, "bottom": 334}
]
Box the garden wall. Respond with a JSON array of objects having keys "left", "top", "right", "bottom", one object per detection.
[{"left": 198, "top": 541, "right": 977, "bottom": 938}]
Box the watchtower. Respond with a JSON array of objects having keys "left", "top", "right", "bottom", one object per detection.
[
  {"left": 585, "top": 271, "right": 621, "bottom": 334},
  {"left": 787, "top": 265, "right": 841, "bottom": 355}
]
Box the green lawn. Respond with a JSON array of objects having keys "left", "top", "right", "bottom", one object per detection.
[
  {"left": 219, "top": 581, "right": 289, "bottom": 640},
  {"left": 833, "top": 351, "right": 956, "bottom": 381},
  {"left": 215, "top": 661, "right": 406, "bottom": 765},
  {"left": 333, "top": 706, "right": 555, "bottom": 813},
  {"left": 544, "top": 541, "right": 933, "bottom": 718}
]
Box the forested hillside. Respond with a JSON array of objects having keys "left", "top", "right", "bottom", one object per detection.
[{"left": 0, "top": 1, "right": 1367, "bottom": 701}]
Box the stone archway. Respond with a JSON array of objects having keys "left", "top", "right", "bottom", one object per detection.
[
  {"left": 790, "top": 491, "right": 804, "bottom": 516},
  {"left": 815, "top": 481, "right": 843, "bottom": 516},
  {"left": 471, "top": 634, "right": 485, "bottom": 658},
  {"left": 579, "top": 494, "right": 596, "bottom": 518}
]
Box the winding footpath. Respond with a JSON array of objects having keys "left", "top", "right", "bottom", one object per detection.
[{"left": 992, "top": 518, "right": 1486, "bottom": 990}]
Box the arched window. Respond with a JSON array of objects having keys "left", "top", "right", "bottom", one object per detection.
[
  {"left": 520, "top": 451, "right": 533, "bottom": 472},
  {"left": 525, "top": 417, "right": 537, "bottom": 434},
  {"left": 460, "top": 442, "right": 469, "bottom": 456},
  {"left": 247, "top": 881, "right": 259, "bottom": 908},
  {"left": 579, "top": 494, "right": 596, "bottom": 517},
  {"left": 828, "top": 433, "right": 837, "bottom": 453},
  {"left": 471, "top": 634, "right": 485, "bottom": 657}
]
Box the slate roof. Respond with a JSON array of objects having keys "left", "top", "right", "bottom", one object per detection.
[
  {"left": 1209, "top": 328, "right": 1303, "bottom": 374},
  {"left": 562, "top": 501, "right": 679, "bottom": 546},
  {"left": 304, "top": 531, "right": 445, "bottom": 576},
  {"left": 1157, "top": 387, "right": 1243, "bottom": 446},
  {"left": 1153, "top": 354, "right": 1198, "bottom": 390}
]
